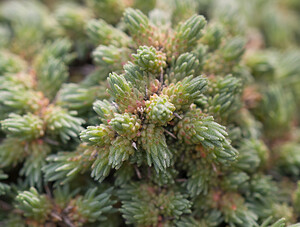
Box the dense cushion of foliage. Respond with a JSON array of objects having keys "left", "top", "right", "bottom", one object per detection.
[{"left": 0, "top": 0, "right": 300, "bottom": 226}]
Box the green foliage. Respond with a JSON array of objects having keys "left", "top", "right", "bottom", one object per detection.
[
  {"left": 74, "top": 187, "right": 115, "bottom": 223},
  {"left": 80, "top": 124, "right": 114, "bottom": 146},
  {"left": 206, "top": 75, "right": 242, "bottom": 120},
  {"left": 168, "top": 52, "right": 201, "bottom": 82},
  {"left": 87, "top": 19, "right": 130, "bottom": 46},
  {"left": 173, "top": 14, "right": 207, "bottom": 54},
  {"left": 253, "top": 85, "right": 295, "bottom": 138},
  {"left": 234, "top": 139, "right": 269, "bottom": 173},
  {"left": 123, "top": 8, "right": 151, "bottom": 43},
  {"left": 110, "top": 113, "right": 141, "bottom": 138},
  {"left": 93, "top": 99, "right": 118, "bottom": 123},
  {"left": 140, "top": 124, "right": 172, "bottom": 172},
  {"left": 43, "top": 106, "right": 85, "bottom": 143},
  {"left": 107, "top": 72, "right": 144, "bottom": 113},
  {"left": 185, "top": 159, "right": 213, "bottom": 197},
  {"left": 0, "top": 138, "right": 26, "bottom": 168},
  {"left": 43, "top": 144, "right": 94, "bottom": 186},
  {"left": 91, "top": 148, "right": 111, "bottom": 182},
  {"left": 175, "top": 105, "right": 237, "bottom": 163},
  {"left": 87, "top": 0, "right": 126, "bottom": 24},
  {"left": 1, "top": 1, "right": 300, "bottom": 226},
  {"left": 57, "top": 83, "right": 107, "bottom": 116},
  {"left": 0, "top": 51, "right": 27, "bottom": 75},
  {"left": 1, "top": 113, "right": 44, "bottom": 140},
  {"left": 145, "top": 94, "right": 175, "bottom": 125},
  {"left": 163, "top": 75, "right": 207, "bottom": 111},
  {"left": 14, "top": 185, "right": 115, "bottom": 226},
  {"left": 93, "top": 45, "right": 131, "bottom": 72},
  {"left": 15, "top": 187, "right": 52, "bottom": 222},
  {"left": 20, "top": 142, "right": 51, "bottom": 188},
  {"left": 0, "top": 75, "right": 44, "bottom": 118},
  {"left": 119, "top": 183, "right": 191, "bottom": 226},
  {"left": 277, "top": 142, "right": 300, "bottom": 176},
  {"left": 109, "top": 136, "right": 135, "bottom": 169},
  {"left": 132, "top": 45, "right": 167, "bottom": 74},
  {"left": 0, "top": 170, "right": 10, "bottom": 195}
]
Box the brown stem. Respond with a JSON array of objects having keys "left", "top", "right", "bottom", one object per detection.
[
  {"left": 62, "top": 216, "right": 76, "bottom": 227},
  {"left": 134, "top": 166, "right": 142, "bottom": 179},
  {"left": 174, "top": 113, "right": 182, "bottom": 119},
  {"left": 163, "top": 128, "right": 177, "bottom": 139}
]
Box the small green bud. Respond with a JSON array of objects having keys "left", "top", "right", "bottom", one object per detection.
[
  {"left": 169, "top": 15, "right": 207, "bottom": 57},
  {"left": 170, "top": 53, "right": 200, "bottom": 82},
  {"left": 1, "top": 113, "right": 44, "bottom": 140},
  {"left": 163, "top": 75, "right": 207, "bottom": 111},
  {"left": 145, "top": 94, "right": 175, "bottom": 126},
  {"left": 132, "top": 46, "right": 167, "bottom": 74},
  {"left": 86, "top": 19, "right": 130, "bottom": 46},
  {"left": 80, "top": 124, "right": 115, "bottom": 147},
  {"left": 110, "top": 113, "right": 141, "bottom": 139},
  {"left": 108, "top": 72, "right": 144, "bottom": 113},
  {"left": 16, "top": 187, "right": 52, "bottom": 222},
  {"left": 93, "top": 45, "right": 131, "bottom": 72},
  {"left": 201, "top": 23, "right": 224, "bottom": 50},
  {"left": 221, "top": 37, "right": 245, "bottom": 61},
  {"left": 124, "top": 8, "right": 150, "bottom": 36},
  {"left": 93, "top": 100, "right": 117, "bottom": 124}
]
